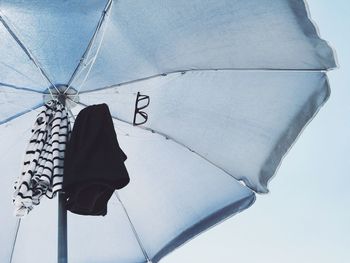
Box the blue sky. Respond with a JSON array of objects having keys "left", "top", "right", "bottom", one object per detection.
[{"left": 163, "top": 1, "right": 350, "bottom": 262}]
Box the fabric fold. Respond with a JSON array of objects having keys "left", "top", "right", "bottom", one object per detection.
[
  {"left": 63, "top": 103, "right": 129, "bottom": 216},
  {"left": 13, "top": 100, "right": 71, "bottom": 217}
]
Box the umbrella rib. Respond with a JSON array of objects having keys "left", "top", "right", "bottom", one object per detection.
[
  {"left": 0, "top": 102, "right": 45, "bottom": 126},
  {"left": 79, "top": 67, "right": 331, "bottom": 94},
  {"left": 0, "top": 12, "right": 58, "bottom": 93},
  {"left": 0, "top": 82, "right": 43, "bottom": 94},
  {"left": 9, "top": 219, "right": 21, "bottom": 263},
  {"left": 0, "top": 60, "right": 47, "bottom": 87},
  {"left": 65, "top": 0, "right": 113, "bottom": 93},
  {"left": 114, "top": 192, "right": 152, "bottom": 263}
]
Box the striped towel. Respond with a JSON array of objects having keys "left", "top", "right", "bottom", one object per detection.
[{"left": 13, "top": 100, "right": 71, "bottom": 217}]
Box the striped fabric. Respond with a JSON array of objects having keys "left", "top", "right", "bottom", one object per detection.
[{"left": 13, "top": 100, "right": 71, "bottom": 217}]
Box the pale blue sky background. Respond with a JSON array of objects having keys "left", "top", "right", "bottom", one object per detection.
[{"left": 163, "top": 1, "right": 350, "bottom": 262}]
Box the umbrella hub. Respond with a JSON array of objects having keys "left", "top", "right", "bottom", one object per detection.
[{"left": 43, "top": 85, "right": 79, "bottom": 109}]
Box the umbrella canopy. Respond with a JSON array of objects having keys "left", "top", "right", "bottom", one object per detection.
[{"left": 0, "top": 0, "right": 336, "bottom": 262}]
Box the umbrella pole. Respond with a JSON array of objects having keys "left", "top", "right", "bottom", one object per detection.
[
  {"left": 58, "top": 191, "right": 68, "bottom": 263},
  {"left": 58, "top": 95, "right": 68, "bottom": 263}
]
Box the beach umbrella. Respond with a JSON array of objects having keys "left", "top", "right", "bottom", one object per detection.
[{"left": 0, "top": 0, "right": 336, "bottom": 263}]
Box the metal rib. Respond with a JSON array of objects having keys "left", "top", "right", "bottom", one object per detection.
[
  {"left": 0, "top": 103, "right": 44, "bottom": 126},
  {"left": 114, "top": 192, "right": 152, "bottom": 263},
  {"left": 0, "top": 82, "right": 43, "bottom": 93},
  {"left": 9, "top": 219, "right": 21, "bottom": 263},
  {"left": 0, "top": 14, "right": 58, "bottom": 92},
  {"left": 65, "top": 0, "right": 113, "bottom": 90}
]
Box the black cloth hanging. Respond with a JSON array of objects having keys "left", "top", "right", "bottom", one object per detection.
[{"left": 63, "top": 103, "right": 129, "bottom": 216}]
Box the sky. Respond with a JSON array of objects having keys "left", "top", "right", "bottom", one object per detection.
[{"left": 163, "top": 1, "right": 350, "bottom": 262}]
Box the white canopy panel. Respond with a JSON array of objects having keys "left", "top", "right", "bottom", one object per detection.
[
  {"left": 0, "top": 87, "right": 43, "bottom": 125},
  {"left": 0, "top": 0, "right": 336, "bottom": 93},
  {"left": 80, "top": 0, "right": 336, "bottom": 91},
  {"left": 0, "top": 0, "right": 105, "bottom": 86},
  {"left": 80, "top": 71, "right": 330, "bottom": 193},
  {"left": 0, "top": 23, "right": 47, "bottom": 91}
]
